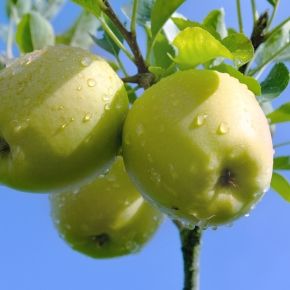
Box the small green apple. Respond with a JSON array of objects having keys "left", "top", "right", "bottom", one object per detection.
[
  {"left": 123, "top": 70, "right": 273, "bottom": 227},
  {"left": 0, "top": 45, "right": 128, "bottom": 192},
  {"left": 50, "top": 156, "right": 163, "bottom": 258}
]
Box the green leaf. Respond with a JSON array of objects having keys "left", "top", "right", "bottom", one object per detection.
[
  {"left": 172, "top": 27, "right": 233, "bottom": 69},
  {"left": 267, "top": 0, "right": 278, "bottom": 7},
  {"left": 267, "top": 102, "right": 290, "bottom": 124},
  {"left": 248, "top": 20, "right": 290, "bottom": 75},
  {"left": 16, "top": 11, "right": 55, "bottom": 53},
  {"left": 152, "top": 31, "right": 175, "bottom": 68},
  {"left": 222, "top": 33, "right": 254, "bottom": 67},
  {"left": 122, "top": 0, "right": 155, "bottom": 28},
  {"left": 271, "top": 172, "right": 290, "bottom": 202},
  {"left": 33, "top": 0, "right": 66, "bottom": 20},
  {"left": 56, "top": 11, "right": 100, "bottom": 49},
  {"left": 203, "top": 9, "right": 227, "bottom": 40},
  {"left": 274, "top": 156, "right": 290, "bottom": 170},
  {"left": 6, "top": 0, "right": 31, "bottom": 21},
  {"left": 212, "top": 63, "right": 261, "bottom": 95},
  {"left": 260, "top": 63, "right": 289, "bottom": 102},
  {"left": 172, "top": 17, "right": 221, "bottom": 40},
  {"left": 72, "top": 0, "right": 104, "bottom": 17},
  {"left": 125, "top": 84, "right": 137, "bottom": 104},
  {"left": 91, "top": 15, "right": 124, "bottom": 56},
  {"left": 151, "top": 0, "right": 185, "bottom": 39}
]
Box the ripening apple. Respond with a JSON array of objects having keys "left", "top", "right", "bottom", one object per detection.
[
  {"left": 50, "top": 156, "right": 163, "bottom": 258},
  {"left": 0, "top": 45, "right": 128, "bottom": 192},
  {"left": 122, "top": 70, "right": 273, "bottom": 227}
]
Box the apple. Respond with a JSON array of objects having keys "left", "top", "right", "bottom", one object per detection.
[
  {"left": 50, "top": 156, "right": 163, "bottom": 258},
  {"left": 0, "top": 45, "right": 128, "bottom": 192},
  {"left": 122, "top": 70, "right": 273, "bottom": 227}
]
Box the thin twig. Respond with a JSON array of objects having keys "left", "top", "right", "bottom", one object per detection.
[
  {"left": 102, "top": 0, "right": 148, "bottom": 74},
  {"left": 130, "top": 0, "right": 139, "bottom": 36},
  {"left": 267, "top": 0, "right": 280, "bottom": 31},
  {"left": 274, "top": 141, "right": 290, "bottom": 148},
  {"left": 250, "top": 0, "right": 258, "bottom": 24},
  {"left": 236, "top": 0, "right": 243, "bottom": 33}
]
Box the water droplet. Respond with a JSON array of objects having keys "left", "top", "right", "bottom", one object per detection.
[
  {"left": 217, "top": 122, "right": 229, "bottom": 135},
  {"left": 58, "top": 105, "right": 64, "bottom": 111},
  {"left": 136, "top": 124, "right": 144, "bottom": 136},
  {"left": 149, "top": 168, "right": 161, "bottom": 183},
  {"left": 102, "top": 95, "right": 110, "bottom": 102},
  {"left": 82, "top": 112, "right": 92, "bottom": 122},
  {"left": 104, "top": 104, "right": 110, "bottom": 110},
  {"left": 147, "top": 154, "right": 153, "bottom": 163},
  {"left": 169, "top": 164, "right": 178, "bottom": 179},
  {"left": 80, "top": 56, "right": 92, "bottom": 67},
  {"left": 191, "top": 114, "right": 208, "bottom": 128},
  {"left": 87, "top": 79, "right": 96, "bottom": 87},
  {"left": 77, "top": 85, "right": 82, "bottom": 91}
]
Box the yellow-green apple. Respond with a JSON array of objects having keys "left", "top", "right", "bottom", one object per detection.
[
  {"left": 122, "top": 70, "right": 273, "bottom": 227},
  {"left": 0, "top": 45, "right": 128, "bottom": 192},
  {"left": 50, "top": 156, "right": 163, "bottom": 258}
]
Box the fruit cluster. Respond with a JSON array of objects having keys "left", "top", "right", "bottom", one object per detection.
[{"left": 0, "top": 45, "right": 273, "bottom": 258}]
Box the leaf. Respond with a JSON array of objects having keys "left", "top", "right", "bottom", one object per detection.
[
  {"left": 267, "top": 0, "right": 278, "bottom": 7},
  {"left": 33, "top": 0, "right": 66, "bottom": 20},
  {"left": 248, "top": 20, "right": 290, "bottom": 75},
  {"left": 172, "top": 27, "right": 233, "bottom": 69},
  {"left": 271, "top": 172, "right": 290, "bottom": 202},
  {"left": 72, "top": 0, "right": 104, "bottom": 17},
  {"left": 151, "top": 0, "right": 185, "bottom": 39},
  {"left": 91, "top": 15, "right": 124, "bottom": 56},
  {"left": 172, "top": 17, "right": 221, "bottom": 40},
  {"left": 260, "top": 63, "right": 289, "bottom": 102},
  {"left": 6, "top": 0, "right": 31, "bottom": 21},
  {"left": 267, "top": 102, "right": 290, "bottom": 124},
  {"left": 122, "top": 0, "right": 155, "bottom": 28},
  {"left": 213, "top": 63, "right": 261, "bottom": 95},
  {"left": 222, "top": 33, "right": 254, "bottom": 67},
  {"left": 152, "top": 31, "right": 175, "bottom": 68},
  {"left": 203, "top": 9, "right": 227, "bottom": 40},
  {"left": 16, "top": 11, "right": 55, "bottom": 53},
  {"left": 274, "top": 156, "right": 290, "bottom": 170},
  {"left": 56, "top": 11, "right": 100, "bottom": 49},
  {"left": 125, "top": 84, "right": 137, "bottom": 103}
]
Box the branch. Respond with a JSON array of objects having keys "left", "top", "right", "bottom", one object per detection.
[
  {"left": 102, "top": 0, "right": 148, "bottom": 74},
  {"left": 175, "top": 223, "right": 203, "bottom": 290},
  {"left": 122, "top": 73, "right": 155, "bottom": 89}
]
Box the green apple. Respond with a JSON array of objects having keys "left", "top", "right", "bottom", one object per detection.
[
  {"left": 50, "top": 156, "right": 163, "bottom": 258},
  {"left": 122, "top": 70, "right": 273, "bottom": 227},
  {"left": 0, "top": 45, "right": 128, "bottom": 192}
]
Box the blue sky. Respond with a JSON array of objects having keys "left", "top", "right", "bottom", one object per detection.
[{"left": 0, "top": 1, "right": 290, "bottom": 290}]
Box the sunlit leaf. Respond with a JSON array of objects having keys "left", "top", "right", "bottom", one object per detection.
[
  {"left": 222, "top": 33, "right": 254, "bottom": 67},
  {"left": 213, "top": 63, "right": 261, "bottom": 95},
  {"left": 122, "top": 0, "right": 155, "bottom": 27},
  {"left": 56, "top": 11, "right": 100, "bottom": 49},
  {"left": 33, "top": 0, "right": 66, "bottom": 20},
  {"left": 274, "top": 156, "right": 290, "bottom": 170},
  {"left": 72, "top": 0, "right": 104, "bottom": 17},
  {"left": 271, "top": 172, "right": 290, "bottom": 202},
  {"left": 151, "top": 0, "right": 185, "bottom": 39},
  {"left": 267, "top": 102, "right": 290, "bottom": 124},
  {"left": 16, "top": 11, "right": 54, "bottom": 53},
  {"left": 203, "top": 9, "right": 227, "bottom": 39},
  {"left": 172, "top": 27, "right": 232, "bottom": 69},
  {"left": 248, "top": 20, "right": 290, "bottom": 75},
  {"left": 260, "top": 63, "right": 289, "bottom": 102}
]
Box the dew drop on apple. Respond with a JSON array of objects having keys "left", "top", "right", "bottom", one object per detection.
[
  {"left": 77, "top": 85, "right": 82, "bottom": 91},
  {"left": 82, "top": 112, "right": 92, "bottom": 122},
  {"left": 87, "top": 78, "right": 96, "bottom": 87},
  {"left": 217, "top": 122, "right": 229, "bottom": 135},
  {"left": 191, "top": 113, "right": 208, "bottom": 128},
  {"left": 80, "top": 56, "right": 92, "bottom": 67},
  {"left": 102, "top": 95, "right": 110, "bottom": 102},
  {"left": 104, "top": 104, "right": 110, "bottom": 110},
  {"left": 136, "top": 124, "right": 144, "bottom": 136}
]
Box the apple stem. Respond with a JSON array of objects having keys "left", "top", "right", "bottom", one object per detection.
[{"left": 177, "top": 223, "right": 203, "bottom": 290}]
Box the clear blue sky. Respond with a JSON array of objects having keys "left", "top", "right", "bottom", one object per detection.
[{"left": 0, "top": 1, "right": 290, "bottom": 290}]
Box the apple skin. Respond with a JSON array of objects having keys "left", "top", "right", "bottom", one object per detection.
[
  {"left": 0, "top": 45, "right": 128, "bottom": 192},
  {"left": 122, "top": 70, "right": 273, "bottom": 227},
  {"left": 50, "top": 156, "right": 163, "bottom": 259}
]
